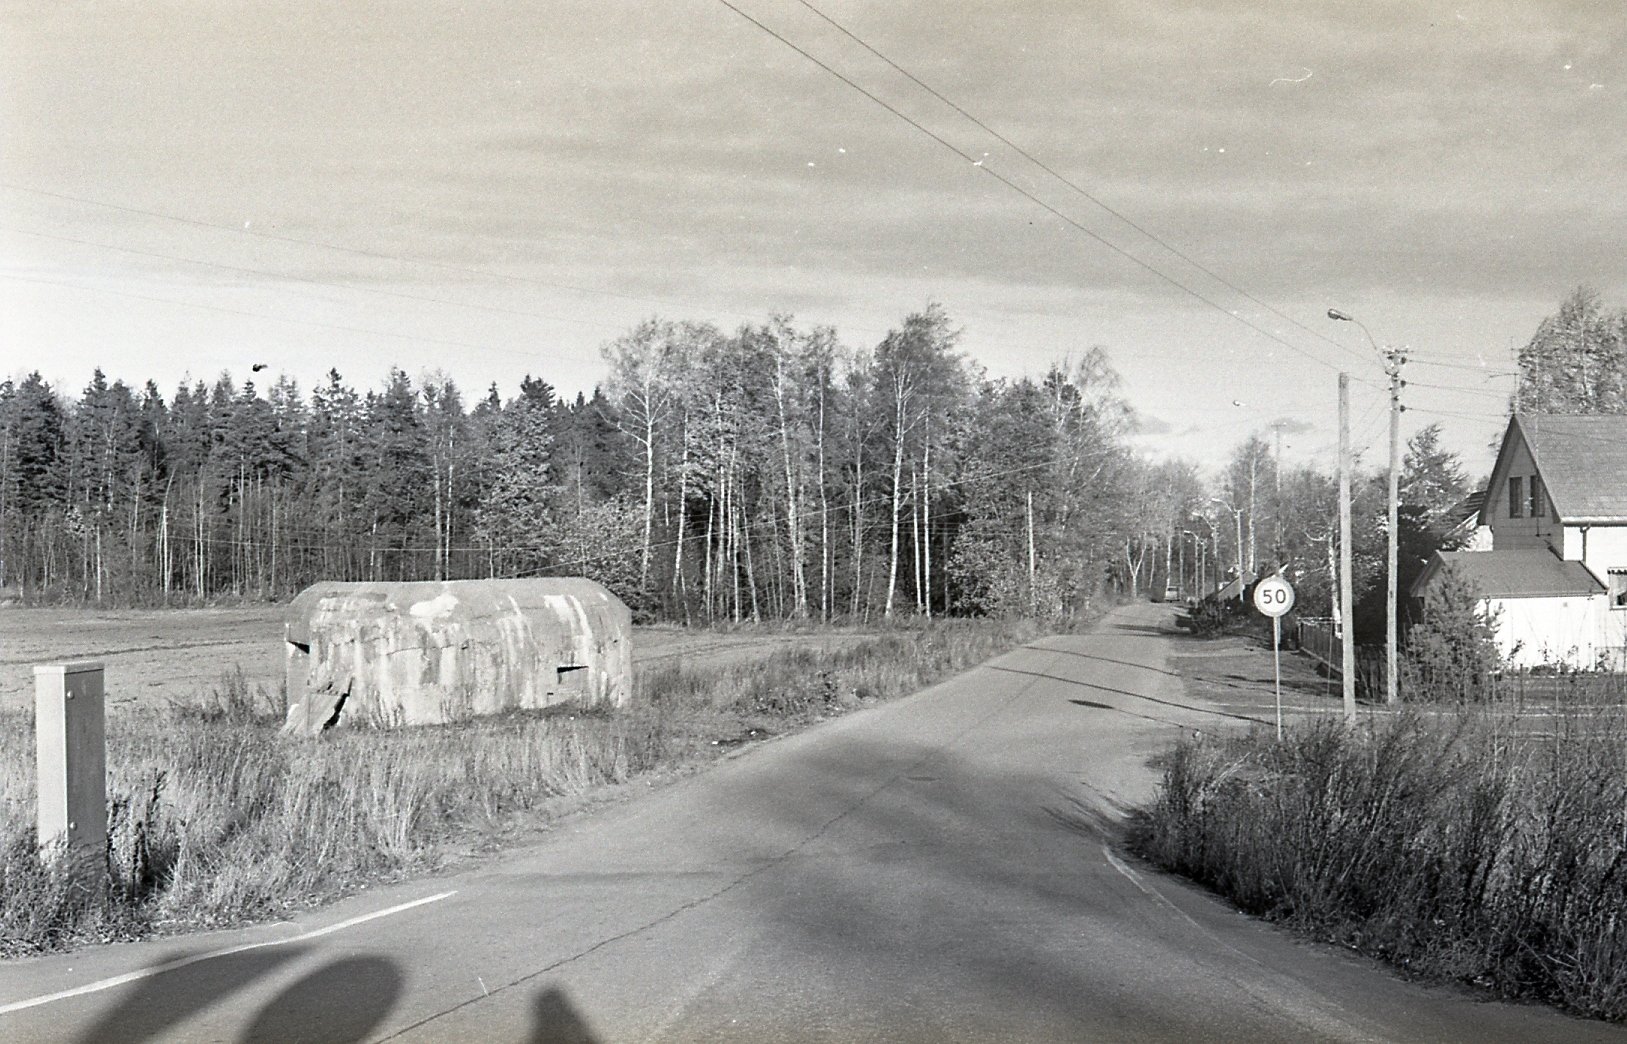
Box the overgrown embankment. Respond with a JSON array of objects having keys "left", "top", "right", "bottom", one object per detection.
[
  {"left": 1133, "top": 704, "right": 1627, "bottom": 1021},
  {"left": 0, "top": 618, "right": 1044, "bottom": 958}
]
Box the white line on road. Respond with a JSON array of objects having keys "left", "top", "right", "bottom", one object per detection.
[
  {"left": 0, "top": 890, "right": 457, "bottom": 1016},
  {"left": 1101, "top": 846, "right": 1380, "bottom": 1042}
]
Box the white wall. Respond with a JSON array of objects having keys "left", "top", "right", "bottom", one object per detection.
[
  {"left": 1488, "top": 594, "right": 1611, "bottom": 670},
  {"left": 1570, "top": 524, "right": 1627, "bottom": 580}
]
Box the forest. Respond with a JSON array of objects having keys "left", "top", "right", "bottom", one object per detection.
[
  {"left": 0, "top": 305, "right": 1144, "bottom": 621},
  {"left": 2, "top": 290, "right": 1612, "bottom": 626}
]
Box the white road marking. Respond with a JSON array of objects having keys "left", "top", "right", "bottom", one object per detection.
[
  {"left": 0, "top": 890, "right": 457, "bottom": 1016},
  {"left": 1101, "top": 846, "right": 1380, "bottom": 1043}
]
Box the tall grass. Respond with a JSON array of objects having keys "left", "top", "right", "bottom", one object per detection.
[
  {"left": 0, "top": 617, "right": 1043, "bottom": 957},
  {"left": 1133, "top": 700, "right": 1627, "bottom": 1020}
]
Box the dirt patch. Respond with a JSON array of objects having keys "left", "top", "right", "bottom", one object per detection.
[
  {"left": 0, "top": 606, "right": 286, "bottom": 712},
  {"left": 1167, "top": 631, "right": 1352, "bottom": 724},
  {"left": 0, "top": 606, "right": 883, "bottom": 714},
  {"left": 631, "top": 625, "right": 881, "bottom": 672}
]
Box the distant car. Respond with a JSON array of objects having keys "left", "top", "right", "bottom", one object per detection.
[{"left": 1162, "top": 584, "right": 1180, "bottom": 602}]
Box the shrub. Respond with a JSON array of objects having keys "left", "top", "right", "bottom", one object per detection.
[
  {"left": 1133, "top": 706, "right": 1627, "bottom": 1020},
  {"left": 1402, "top": 563, "right": 1502, "bottom": 701},
  {"left": 1183, "top": 594, "right": 1249, "bottom": 637}
]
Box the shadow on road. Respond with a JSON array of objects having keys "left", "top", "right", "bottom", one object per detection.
[
  {"left": 65, "top": 943, "right": 606, "bottom": 1044},
  {"left": 527, "top": 984, "right": 603, "bottom": 1044},
  {"left": 240, "top": 955, "right": 402, "bottom": 1043},
  {"left": 72, "top": 947, "right": 311, "bottom": 1043},
  {"left": 67, "top": 946, "right": 407, "bottom": 1044},
  {"left": 1102, "top": 622, "right": 1170, "bottom": 636},
  {"left": 636, "top": 730, "right": 1200, "bottom": 1039},
  {"left": 984, "top": 664, "right": 1267, "bottom": 726},
  {"left": 1027, "top": 642, "right": 1186, "bottom": 679}
]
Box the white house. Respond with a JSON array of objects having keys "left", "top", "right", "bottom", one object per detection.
[{"left": 1411, "top": 414, "right": 1627, "bottom": 670}]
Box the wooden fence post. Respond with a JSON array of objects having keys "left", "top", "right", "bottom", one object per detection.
[{"left": 35, "top": 661, "right": 107, "bottom": 875}]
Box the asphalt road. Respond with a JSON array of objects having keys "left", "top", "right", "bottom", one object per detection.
[{"left": 3, "top": 603, "right": 1622, "bottom": 1042}]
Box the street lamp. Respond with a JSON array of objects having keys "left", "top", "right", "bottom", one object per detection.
[
  {"left": 1329, "top": 307, "right": 1406, "bottom": 707},
  {"left": 1209, "top": 496, "right": 1246, "bottom": 594},
  {"left": 1327, "top": 308, "right": 1379, "bottom": 351},
  {"left": 1182, "top": 528, "right": 1207, "bottom": 598}
]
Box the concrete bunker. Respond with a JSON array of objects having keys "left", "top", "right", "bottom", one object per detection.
[{"left": 282, "top": 578, "right": 632, "bottom": 735}]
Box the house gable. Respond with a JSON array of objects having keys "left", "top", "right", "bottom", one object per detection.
[
  {"left": 1508, "top": 415, "right": 1627, "bottom": 524},
  {"left": 1482, "top": 417, "right": 1560, "bottom": 552}
]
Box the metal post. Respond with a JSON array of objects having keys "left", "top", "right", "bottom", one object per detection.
[
  {"left": 1273, "top": 615, "right": 1283, "bottom": 741},
  {"left": 1339, "top": 374, "right": 1357, "bottom": 723},
  {"left": 35, "top": 662, "right": 107, "bottom": 873}
]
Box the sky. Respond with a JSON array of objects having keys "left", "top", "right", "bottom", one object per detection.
[{"left": 2, "top": 1, "right": 1623, "bottom": 477}]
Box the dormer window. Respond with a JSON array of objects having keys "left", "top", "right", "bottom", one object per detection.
[
  {"left": 1508, "top": 476, "right": 1523, "bottom": 518},
  {"left": 1529, "top": 475, "right": 1544, "bottom": 518}
]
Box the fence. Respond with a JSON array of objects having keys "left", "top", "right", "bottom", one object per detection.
[
  {"left": 1298, "top": 617, "right": 1339, "bottom": 673},
  {"left": 1296, "top": 617, "right": 1384, "bottom": 699}
]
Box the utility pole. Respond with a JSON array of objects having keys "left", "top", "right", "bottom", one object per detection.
[
  {"left": 1272, "top": 421, "right": 1285, "bottom": 564},
  {"left": 1383, "top": 345, "right": 1408, "bottom": 706},
  {"left": 1338, "top": 373, "right": 1356, "bottom": 723},
  {"left": 1025, "top": 489, "right": 1036, "bottom": 607}
]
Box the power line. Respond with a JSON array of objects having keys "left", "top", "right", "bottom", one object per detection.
[
  {"left": 710, "top": 0, "right": 1361, "bottom": 377},
  {"left": 1407, "top": 379, "right": 1511, "bottom": 400},
  {"left": 787, "top": 0, "right": 1370, "bottom": 368},
  {"left": 1407, "top": 404, "right": 1509, "bottom": 423},
  {"left": 1407, "top": 355, "right": 1516, "bottom": 373}
]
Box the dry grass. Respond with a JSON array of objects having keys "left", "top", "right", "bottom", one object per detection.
[
  {"left": 0, "top": 617, "right": 1044, "bottom": 957},
  {"left": 1133, "top": 699, "right": 1627, "bottom": 1021}
]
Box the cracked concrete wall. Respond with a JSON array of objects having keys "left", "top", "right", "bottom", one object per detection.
[{"left": 282, "top": 578, "right": 632, "bottom": 735}]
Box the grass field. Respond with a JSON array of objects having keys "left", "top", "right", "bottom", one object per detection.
[
  {"left": 0, "top": 605, "right": 883, "bottom": 714},
  {"left": 0, "top": 612, "right": 1048, "bottom": 957}
]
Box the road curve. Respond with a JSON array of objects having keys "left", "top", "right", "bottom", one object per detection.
[{"left": 2, "top": 603, "right": 1620, "bottom": 1042}]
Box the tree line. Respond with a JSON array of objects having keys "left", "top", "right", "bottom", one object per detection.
[
  {"left": 6, "top": 289, "right": 1605, "bottom": 625},
  {"left": 0, "top": 305, "right": 1148, "bottom": 620}
]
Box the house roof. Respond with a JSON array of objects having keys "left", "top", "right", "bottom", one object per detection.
[
  {"left": 1411, "top": 549, "right": 1605, "bottom": 600},
  {"left": 1497, "top": 415, "right": 1627, "bottom": 524},
  {"left": 1444, "top": 489, "right": 1486, "bottom": 534}
]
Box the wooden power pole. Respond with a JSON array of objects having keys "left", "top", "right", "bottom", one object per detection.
[
  {"left": 1383, "top": 347, "right": 1407, "bottom": 705},
  {"left": 1339, "top": 373, "right": 1356, "bottom": 723}
]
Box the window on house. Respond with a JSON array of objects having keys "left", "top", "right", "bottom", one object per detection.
[
  {"left": 1508, "top": 476, "right": 1523, "bottom": 518},
  {"left": 1529, "top": 475, "right": 1544, "bottom": 518},
  {"left": 1610, "top": 570, "right": 1627, "bottom": 609}
]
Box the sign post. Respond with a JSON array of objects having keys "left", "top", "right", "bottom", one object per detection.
[
  {"left": 1252, "top": 575, "right": 1296, "bottom": 741},
  {"left": 35, "top": 661, "right": 107, "bottom": 877}
]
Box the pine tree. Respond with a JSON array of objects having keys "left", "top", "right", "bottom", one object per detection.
[
  {"left": 1400, "top": 423, "right": 1467, "bottom": 520},
  {"left": 473, "top": 385, "right": 557, "bottom": 578},
  {"left": 1402, "top": 563, "right": 1502, "bottom": 701}
]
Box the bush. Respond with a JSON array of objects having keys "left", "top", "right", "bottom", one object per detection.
[
  {"left": 1182, "top": 594, "right": 1249, "bottom": 637},
  {"left": 1402, "top": 563, "right": 1502, "bottom": 701},
  {"left": 1133, "top": 707, "right": 1627, "bottom": 1020}
]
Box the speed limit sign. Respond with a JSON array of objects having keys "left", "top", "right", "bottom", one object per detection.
[
  {"left": 1255, "top": 574, "right": 1295, "bottom": 741},
  {"left": 1253, "top": 575, "right": 1295, "bottom": 618}
]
